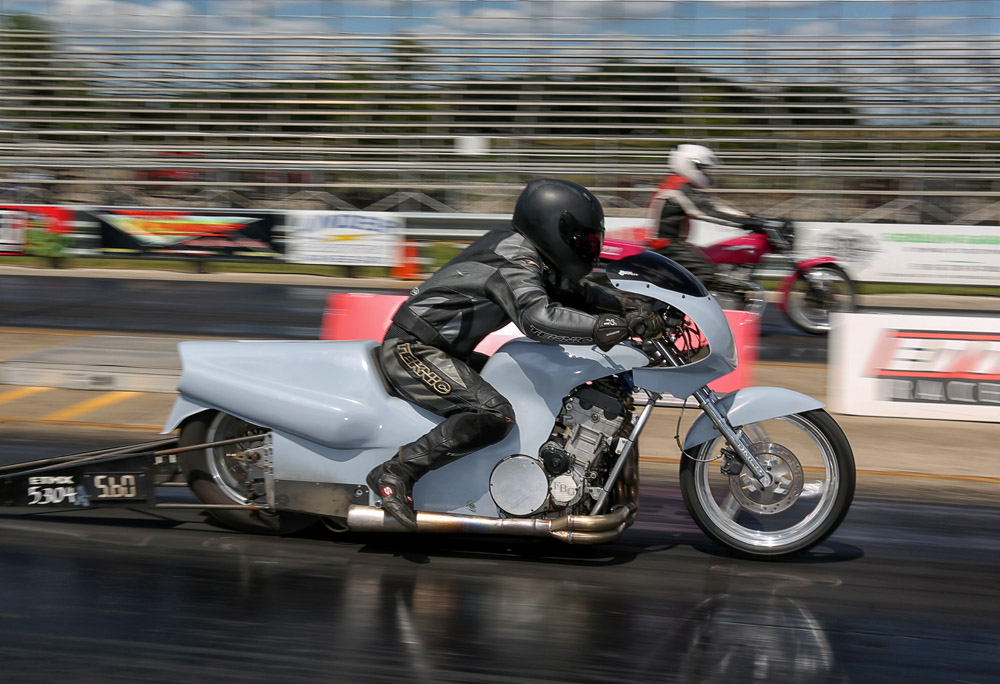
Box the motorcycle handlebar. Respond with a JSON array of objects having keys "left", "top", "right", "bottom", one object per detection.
[{"left": 752, "top": 217, "right": 795, "bottom": 252}]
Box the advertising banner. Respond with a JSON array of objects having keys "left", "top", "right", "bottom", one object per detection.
[
  {"left": 830, "top": 313, "right": 1000, "bottom": 423},
  {"left": 94, "top": 209, "right": 281, "bottom": 258},
  {"left": 0, "top": 205, "right": 73, "bottom": 255},
  {"left": 285, "top": 211, "right": 404, "bottom": 267},
  {"left": 796, "top": 222, "right": 1000, "bottom": 286}
]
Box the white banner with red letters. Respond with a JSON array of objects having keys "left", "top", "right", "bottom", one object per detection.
[
  {"left": 0, "top": 209, "right": 26, "bottom": 253},
  {"left": 829, "top": 312, "right": 1000, "bottom": 422}
]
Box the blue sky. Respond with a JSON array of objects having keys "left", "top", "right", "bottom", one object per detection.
[{"left": 1, "top": 0, "right": 997, "bottom": 38}]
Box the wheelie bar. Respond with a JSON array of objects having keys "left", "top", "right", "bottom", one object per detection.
[{"left": 0, "top": 435, "right": 267, "bottom": 511}]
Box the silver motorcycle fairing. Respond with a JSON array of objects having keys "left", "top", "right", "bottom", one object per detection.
[
  {"left": 162, "top": 340, "right": 433, "bottom": 446},
  {"left": 162, "top": 337, "right": 648, "bottom": 516},
  {"left": 609, "top": 278, "right": 738, "bottom": 399},
  {"left": 681, "top": 386, "right": 825, "bottom": 450}
]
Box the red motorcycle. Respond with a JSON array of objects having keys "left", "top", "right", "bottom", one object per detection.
[
  {"left": 695, "top": 219, "right": 855, "bottom": 334},
  {"left": 605, "top": 219, "right": 856, "bottom": 334}
]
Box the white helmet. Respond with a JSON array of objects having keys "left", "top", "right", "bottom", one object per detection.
[{"left": 669, "top": 144, "right": 720, "bottom": 189}]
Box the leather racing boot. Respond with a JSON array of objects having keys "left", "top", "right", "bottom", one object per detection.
[{"left": 366, "top": 456, "right": 419, "bottom": 531}]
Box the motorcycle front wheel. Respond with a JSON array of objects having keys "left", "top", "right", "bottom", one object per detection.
[
  {"left": 179, "top": 412, "right": 316, "bottom": 535},
  {"left": 785, "top": 264, "right": 856, "bottom": 334},
  {"left": 679, "top": 409, "right": 855, "bottom": 559}
]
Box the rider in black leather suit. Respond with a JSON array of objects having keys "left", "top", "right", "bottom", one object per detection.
[{"left": 367, "top": 178, "right": 664, "bottom": 530}]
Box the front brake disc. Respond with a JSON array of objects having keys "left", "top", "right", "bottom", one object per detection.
[{"left": 729, "top": 442, "right": 804, "bottom": 515}]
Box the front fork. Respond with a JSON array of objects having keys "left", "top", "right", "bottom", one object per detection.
[
  {"left": 589, "top": 339, "right": 773, "bottom": 516},
  {"left": 688, "top": 385, "right": 772, "bottom": 487},
  {"left": 650, "top": 339, "right": 773, "bottom": 487}
]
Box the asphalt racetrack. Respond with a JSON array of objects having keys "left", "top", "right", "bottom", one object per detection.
[{"left": 0, "top": 272, "right": 998, "bottom": 683}]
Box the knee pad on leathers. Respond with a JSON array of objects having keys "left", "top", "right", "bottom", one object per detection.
[{"left": 450, "top": 403, "right": 515, "bottom": 451}]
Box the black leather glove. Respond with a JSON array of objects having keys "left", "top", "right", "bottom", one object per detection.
[
  {"left": 626, "top": 310, "right": 665, "bottom": 340},
  {"left": 745, "top": 214, "right": 768, "bottom": 233},
  {"left": 622, "top": 294, "right": 655, "bottom": 317},
  {"left": 593, "top": 313, "right": 629, "bottom": 351}
]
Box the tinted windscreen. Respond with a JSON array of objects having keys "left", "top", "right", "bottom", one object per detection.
[{"left": 606, "top": 251, "right": 709, "bottom": 297}]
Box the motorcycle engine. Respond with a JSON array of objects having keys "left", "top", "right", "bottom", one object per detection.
[{"left": 489, "top": 377, "right": 633, "bottom": 517}]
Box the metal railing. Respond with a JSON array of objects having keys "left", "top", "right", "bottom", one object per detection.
[{"left": 2, "top": 0, "right": 1000, "bottom": 223}]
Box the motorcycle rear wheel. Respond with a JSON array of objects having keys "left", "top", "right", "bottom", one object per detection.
[
  {"left": 785, "top": 264, "right": 855, "bottom": 334},
  {"left": 180, "top": 412, "right": 316, "bottom": 535},
  {"left": 679, "top": 409, "right": 855, "bottom": 559}
]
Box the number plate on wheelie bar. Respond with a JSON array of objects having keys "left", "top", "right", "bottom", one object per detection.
[
  {"left": 1, "top": 460, "right": 158, "bottom": 509},
  {"left": 83, "top": 472, "right": 148, "bottom": 502}
]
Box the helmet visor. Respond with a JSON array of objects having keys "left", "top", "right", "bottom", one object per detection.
[{"left": 559, "top": 211, "right": 604, "bottom": 267}]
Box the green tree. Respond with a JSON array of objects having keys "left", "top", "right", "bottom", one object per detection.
[
  {"left": 0, "top": 13, "right": 95, "bottom": 138},
  {"left": 781, "top": 83, "right": 858, "bottom": 128},
  {"left": 1, "top": 14, "right": 57, "bottom": 123}
]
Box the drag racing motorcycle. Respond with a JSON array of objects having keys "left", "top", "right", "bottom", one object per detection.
[
  {"left": 152, "top": 251, "right": 855, "bottom": 560},
  {"left": 699, "top": 218, "right": 856, "bottom": 335}
]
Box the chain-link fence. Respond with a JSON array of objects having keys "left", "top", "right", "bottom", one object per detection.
[{"left": 2, "top": 0, "right": 1000, "bottom": 223}]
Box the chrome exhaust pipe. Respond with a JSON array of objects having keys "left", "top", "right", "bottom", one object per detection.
[
  {"left": 550, "top": 521, "right": 628, "bottom": 545},
  {"left": 346, "top": 506, "right": 552, "bottom": 535},
  {"left": 346, "top": 502, "right": 637, "bottom": 545},
  {"left": 549, "top": 503, "right": 634, "bottom": 533}
]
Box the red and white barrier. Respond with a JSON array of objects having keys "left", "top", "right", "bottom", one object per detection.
[{"left": 321, "top": 292, "right": 759, "bottom": 392}]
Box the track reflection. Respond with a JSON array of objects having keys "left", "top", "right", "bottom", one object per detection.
[
  {"left": 1, "top": 476, "right": 998, "bottom": 684},
  {"left": 273, "top": 554, "right": 848, "bottom": 683},
  {"left": 0, "top": 510, "right": 850, "bottom": 684}
]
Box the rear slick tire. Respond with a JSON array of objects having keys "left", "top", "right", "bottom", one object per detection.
[{"left": 179, "top": 412, "right": 315, "bottom": 535}]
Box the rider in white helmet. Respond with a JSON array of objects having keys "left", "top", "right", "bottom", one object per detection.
[{"left": 646, "top": 144, "right": 780, "bottom": 286}]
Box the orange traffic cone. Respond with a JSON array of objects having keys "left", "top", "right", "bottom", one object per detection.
[{"left": 392, "top": 240, "right": 421, "bottom": 280}]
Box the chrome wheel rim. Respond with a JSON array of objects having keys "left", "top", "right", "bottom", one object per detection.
[
  {"left": 787, "top": 267, "right": 853, "bottom": 332},
  {"left": 691, "top": 415, "right": 841, "bottom": 549},
  {"left": 729, "top": 442, "right": 804, "bottom": 515},
  {"left": 205, "top": 412, "right": 268, "bottom": 504}
]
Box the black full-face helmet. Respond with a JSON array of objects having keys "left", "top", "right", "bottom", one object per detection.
[{"left": 511, "top": 178, "right": 605, "bottom": 281}]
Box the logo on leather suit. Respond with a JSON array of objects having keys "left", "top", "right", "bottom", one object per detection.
[{"left": 396, "top": 342, "right": 453, "bottom": 395}]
